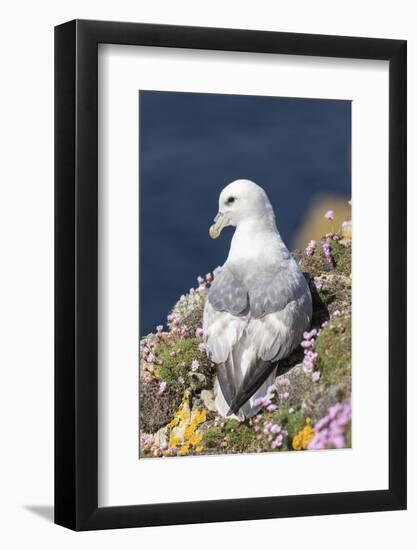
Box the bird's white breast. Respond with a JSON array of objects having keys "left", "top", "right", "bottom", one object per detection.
[{"left": 227, "top": 223, "right": 283, "bottom": 264}]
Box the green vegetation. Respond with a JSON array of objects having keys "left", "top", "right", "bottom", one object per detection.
[
  {"left": 315, "top": 315, "right": 351, "bottom": 385},
  {"left": 202, "top": 418, "right": 260, "bottom": 454},
  {"left": 140, "top": 228, "right": 352, "bottom": 457},
  {"left": 201, "top": 408, "right": 306, "bottom": 454},
  {"left": 156, "top": 336, "right": 214, "bottom": 391},
  {"left": 329, "top": 240, "right": 351, "bottom": 276}
]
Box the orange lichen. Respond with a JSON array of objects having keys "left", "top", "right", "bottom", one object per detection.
[{"left": 292, "top": 418, "right": 315, "bottom": 450}]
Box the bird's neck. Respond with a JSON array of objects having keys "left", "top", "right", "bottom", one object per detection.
[{"left": 227, "top": 216, "right": 284, "bottom": 262}]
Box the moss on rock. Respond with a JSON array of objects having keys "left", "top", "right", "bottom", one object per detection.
[
  {"left": 315, "top": 314, "right": 351, "bottom": 385},
  {"left": 268, "top": 408, "right": 306, "bottom": 448},
  {"left": 294, "top": 234, "right": 351, "bottom": 279},
  {"left": 329, "top": 239, "right": 351, "bottom": 276},
  {"left": 315, "top": 273, "right": 351, "bottom": 314},
  {"left": 155, "top": 336, "right": 215, "bottom": 391},
  {"left": 202, "top": 418, "right": 261, "bottom": 454}
]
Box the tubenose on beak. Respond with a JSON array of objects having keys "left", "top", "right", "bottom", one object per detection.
[{"left": 209, "top": 212, "right": 229, "bottom": 239}]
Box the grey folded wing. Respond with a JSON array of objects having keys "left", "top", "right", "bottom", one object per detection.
[
  {"left": 204, "top": 261, "right": 312, "bottom": 415},
  {"left": 207, "top": 266, "right": 249, "bottom": 316}
]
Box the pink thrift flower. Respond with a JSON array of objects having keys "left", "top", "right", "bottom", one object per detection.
[
  {"left": 305, "top": 240, "right": 317, "bottom": 257},
  {"left": 158, "top": 381, "right": 167, "bottom": 394},
  {"left": 197, "top": 275, "right": 205, "bottom": 285},
  {"left": 303, "top": 360, "right": 313, "bottom": 373},
  {"left": 312, "top": 371, "right": 321, "bottom": 382},
  {"left": 322, "top": 242, "right": 332, "bottom": 263},
  {"left": 333, "top": 310, "right": 341, "bottom": 317},
  {"left": 191, "top": 360, "right": 199, "bottom": 372},
  {"left": 156, "top": 325, "right": 163, "bottom": 333},
  {"left": 267, "top": 404, "right": 277, "bottom": 412},
  {"left": 277, "top": 377, "right": 290, "bottom": 387},
  {"left": 281, "top": 392, "right": 289, "bottom": 400},
  {"left": 324, "top": 210, "right": 334, "bottom": 220},
  {"left": 301, "top": 339, "right": 314, "bottom": 349},
  {"left": 271, "top": 434, "right": 283, "bottom": 449},
  {"left": 195, "top": 327, "right": 204, "bottom": 338},
  {"left": 198, "top": 342, "right": 206, "bottom": 353},
  {"left": 263, "top": 422, "right": 272, "bottom": 434},
  {"left": 180, "top": 326, "right": 189, "bottom": 338},
  {"left": 205, "top": 273, "right": 213, "bottom": 283},
  {"left": 303, "top": 329, "right": 317, "bottom": 341},
  {"left": 255, "top": 397, "right": 266, "bottom": 407}
]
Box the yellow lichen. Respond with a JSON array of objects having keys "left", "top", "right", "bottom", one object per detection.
[
  {"left": 166, "top": 416, "right": 180, "bottom": 430},
  {"left": 179, "top": 445, "right": 189, "bottom": 455},
  {"left": 188, "top": 433, "right": 203, "bottom": 446},
  {"left": 192, "top": 409, "right": 207, "bottom": 424},
  {"left": 165, "top": 392, "right": 207, "bottom": 455},
  {"left": 292, "top": 418, "right": 315, "bottom": 450}
]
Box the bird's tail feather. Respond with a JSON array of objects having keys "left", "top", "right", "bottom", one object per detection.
[
  {"left": 214, "top": 354, "right": 277, "bottom": 420},
  {"left": 227, "top": 360, "right": 277, "bottom": 416}
]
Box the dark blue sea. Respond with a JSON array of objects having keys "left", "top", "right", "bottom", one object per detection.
[{"left": 139, "top": 91, "right": 351, "bottom": 335}]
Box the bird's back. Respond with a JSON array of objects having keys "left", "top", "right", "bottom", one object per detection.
[{"left": 203, "top": 257, "right": 312, "bottom": 419}]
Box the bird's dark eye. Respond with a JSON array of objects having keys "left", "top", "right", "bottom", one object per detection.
[{"left": 226, "top": 196, "right": 235, "bottom": 205}]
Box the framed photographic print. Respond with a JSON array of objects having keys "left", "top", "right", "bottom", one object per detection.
[{"left": 55, "top": 20, "right": 407, "bottom": 530}]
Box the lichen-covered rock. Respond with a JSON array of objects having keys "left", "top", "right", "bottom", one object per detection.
[
  {"left": 139, "top": 229, "right": 352, "bottom": 457},
  {"left": 139, "top": 379, "right": 182, "bottom": 433},
  {"left": 188, "top": 371, "right": 209, "bottom": 392},
  {"left": 200, "top": 389, "right": 217, "bottom": 412},
  {"left": 275, "top": 364, "right": 311, "bottom": 408},
  {"left": 301, "top": 382, "right": 350, "bottom": 423},
  {"left": 153, "top": 426, "right": 169, "bottom": 448},
  {"left": 170, "top": 287, "right": 208, "bottom": 334}
]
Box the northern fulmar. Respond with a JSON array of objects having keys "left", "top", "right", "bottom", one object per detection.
[{"left": 203, "top": 179, "right": 312, "bottom": 420}]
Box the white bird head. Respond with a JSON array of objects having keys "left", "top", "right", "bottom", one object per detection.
[{"left": 209, "top": 179, "right": 275, "bottom": 239}]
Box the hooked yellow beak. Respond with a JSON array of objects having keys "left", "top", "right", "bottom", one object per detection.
[{"left": 209, "top": 212, "right": 229, "bottom": 239}]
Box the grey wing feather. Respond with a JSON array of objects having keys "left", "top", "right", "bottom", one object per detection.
[
  {"left": 208, "top": 266, "right": 249, "bottom": 316},
  {"left": 247, "top": 257, "right": 310, "bottom": 318},
  {"left": 203, "top": 299, "right": 247, "bottom": 364}
]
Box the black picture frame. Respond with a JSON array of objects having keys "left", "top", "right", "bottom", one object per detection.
[{"left": 55, "top": 19, "right": 407, "bottom": 531}]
